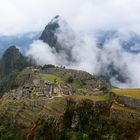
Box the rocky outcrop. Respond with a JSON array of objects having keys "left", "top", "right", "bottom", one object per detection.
[
  {"left": 40, "top": 15, "right": 60, "bottom": 48},
  {"left": 39, "top": 16, "right": 76, "bottom": 62}
]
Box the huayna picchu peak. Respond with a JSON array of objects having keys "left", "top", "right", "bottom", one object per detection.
[
  {"left": 40, "top": 15, "right": 60, "bottom": 48},
  {"left": 39, "top": 15, "right": 76, "bottom": 62}
]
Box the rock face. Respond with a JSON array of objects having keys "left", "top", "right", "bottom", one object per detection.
[
  {"left": 39, "top": 15, "right": 76, "bottom": 62},
  {"left": 40, "top": 15, "right": 60, "bottom": 48}
]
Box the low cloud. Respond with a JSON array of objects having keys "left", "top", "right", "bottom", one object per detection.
[
  {"left": 27, "top": 19, "right": 140, "bottom": 88},
  {"left": 27, "top": 40, "right": 56, "bottom": 65}
]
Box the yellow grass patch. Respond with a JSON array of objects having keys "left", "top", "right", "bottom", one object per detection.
[{"left": 112, "top": 88, "right": 140, "bottom": 99}]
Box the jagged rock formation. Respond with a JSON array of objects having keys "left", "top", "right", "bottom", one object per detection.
[
  {"left": 39, "top": 15, "right": 76, "bottom": 62},
  {"left": 40, "top": 15, "right": 60, "bottom": 48}
]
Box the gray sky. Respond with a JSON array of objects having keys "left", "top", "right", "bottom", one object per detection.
[{"left": 0, "top": 0, "right": 140, "bottom": 35}]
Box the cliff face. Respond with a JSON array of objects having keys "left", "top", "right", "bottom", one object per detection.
[
  {"left": 40, "top": 15, "right": 60, "bottom": 48},
  {"left": 39, "top": 15, "right": 76, "bottom": 62}
]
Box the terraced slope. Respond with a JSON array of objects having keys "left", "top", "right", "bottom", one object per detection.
[
  {"left": 112, "top": 88, "right": 140, "bottom": 99},
  {"left": 111, "top": 88, "right": 140, "bottom": 122},
  {"left": 0, "top": 94, "right": 109, "bottom": 131},
  {"left": 111, "top": 88, "right": 140, "bottom": 110},
  {"left": 111, "top": 103, "right": 140, "bottom": 122},
  {"left": 0, "top": 66, "right": 140, "bottom": 139}
]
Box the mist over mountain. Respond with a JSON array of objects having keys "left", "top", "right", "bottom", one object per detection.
[
  {"left": 0, "top": 32, "right": 40, "bottom": 56},
  {"left": 39, "top": 15, "right": 77, "bottom": 62},
  {"left": 0, "top": 16, "right": 140, "bottom": 88},
  {"left": 96, "top": 30, "right": 140, "bottom": 53},
  {"left": 27, "top": 16, "right": 140, "bottom": 88}
]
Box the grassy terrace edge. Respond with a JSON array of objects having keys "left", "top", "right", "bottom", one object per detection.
[
  {"left": 111, "top": 104, "right": 140, "bottom": 113},
  {"left": 67, "top": 95, "right": 109, "bottom": 101},
  {"left": 112, "top": 88, "right": 140, "bottom": 99}
]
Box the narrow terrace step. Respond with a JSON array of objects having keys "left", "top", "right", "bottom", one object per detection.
[
  {"left": 19, "top": 111, "right": 38, "bottom": 121},
  {"left": 110, "top": 104, "right": 140, "bottom": 122},
  {"left": 16, "top": 115, "right": 32, "bottom": 128}
]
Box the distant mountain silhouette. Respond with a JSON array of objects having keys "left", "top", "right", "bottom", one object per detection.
[
  {"left": 0, "top": 32, "right": 40, "bottom": 56},
  {"left": 0, "top": 46, "right": 32, "bottom": 94}
]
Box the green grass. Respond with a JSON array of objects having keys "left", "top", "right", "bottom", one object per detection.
[
  {"left": 67, "top": 95, "right": 109, "bottom": 101},
  {"left": 112, "top": 88, "right": 140, "bottom": 99},
  {"left": 42, "top": 74, "right": 63, "bottom": 84}
]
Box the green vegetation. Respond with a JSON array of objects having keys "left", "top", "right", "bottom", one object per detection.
[
  {"left": 66, "top": 76, "right": 74, "bottom": 83},
  {"left": 32, "top": 99, "right": 139, "bottom": 140},
  {"left": 0, "top": 47, "right": 33, "bottom": 96},
  {"left": 0, "top": 71, "right": 18, "bottom": 96},
  {"left": 42, "top": 64, "right": 55, "bottom": 69},
  {"left": 112, "top": 88, "right": 140, "bottom": 99},
  {"left": 42, "top": 74, "right": 63, "bottom": 83},
  {"left": 0, "top": 124, "right": 23, "bottom": 140}
]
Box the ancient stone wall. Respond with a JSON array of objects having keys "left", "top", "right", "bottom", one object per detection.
[
  {"left": 111, "top": 93, "right": 140, "bottom": 110},
  {"left": 110, "top": 107, "right": 140, "bottom": 122}
]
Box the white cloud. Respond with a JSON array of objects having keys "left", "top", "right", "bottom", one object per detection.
[
  {"left": 27, "top": 40, "right": 56, "bottom": 65},
  {"left": 1, "top": 0, "right": 140, "bottom": 88},
  {"left": 0, "top": 0, "right": 140, "bottom": 35},
  {"left": 27, "top": 19, "right": 140, "bottom": 88}
]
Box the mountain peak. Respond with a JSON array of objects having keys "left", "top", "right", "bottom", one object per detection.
[
  {"left": 3, "top": 45, "right": 22, "bottom": 59},
  {"left": 39, "top": 16, "right": 76, "bottom": 63},
  {"left": 0, "top": 46, "right": 29, "bottom": 77},
  {"left": 51, "top": 15, "right": 60, "bottom": 22},
  {"left": 39, "top": 16, "right": 60, "bottom": 47}
]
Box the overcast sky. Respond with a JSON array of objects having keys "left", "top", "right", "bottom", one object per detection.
[{"left": 0, "top": 0, "right": 140, "bottom": 35}]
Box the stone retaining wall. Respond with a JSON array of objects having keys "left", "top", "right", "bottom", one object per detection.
[
  {"left": 110, "top": 107, "right": 140, "bottom": 122},
  {"left": 111, "top": 93, "right": 140, "bottom": 110}
]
